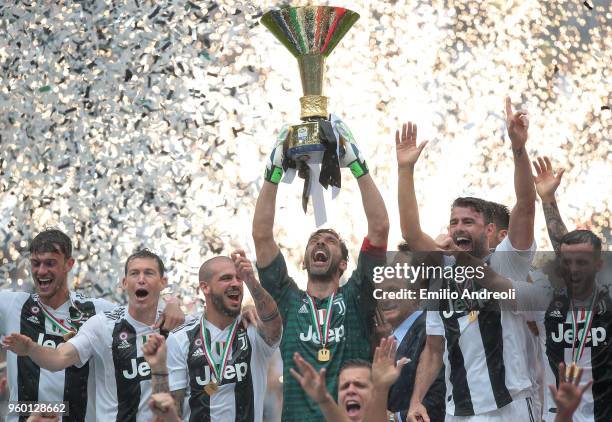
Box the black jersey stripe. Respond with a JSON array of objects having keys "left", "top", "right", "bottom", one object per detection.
[
  {"left": 478, "top": 310, "right": 512, "bottom": 409},
  {"left": 441, "top": 308, "right": 474, "bottom": 416},
  {"left": 233, "top": 327, "right": 254, "bottom": 422},
  {"left": 112, "top": 320, "right": 140, "bottom": 422},
  {"left": 63, "top": 299, "right": 96, "bottom": 422},
  {"left": 18, "top": 297, "right": 43, "bottom": 422},
  {"left": 187, "top": 324, "right": 212, "bottom": 421}
]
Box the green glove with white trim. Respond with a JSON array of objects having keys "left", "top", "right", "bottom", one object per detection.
[
  {"left": 331, "top": 115, "right": 369, "bottom": 179},
  {"left": 264, "top": 125, "right": 289, "bottom": 184}
]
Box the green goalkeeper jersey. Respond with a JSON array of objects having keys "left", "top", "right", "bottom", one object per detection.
[{"left": 257, "top": 239, "right": 385, "bottom": 422}]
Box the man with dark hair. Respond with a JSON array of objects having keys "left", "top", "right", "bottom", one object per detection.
[
  {"left": 4, "top": 248, "right": 181, "bottom": 422},
  {"left": 379, "top": 251, "right": 445, "bottom": 422},
  {"left": 253, "top": 123, "right": 389, "bottom": 421},
  {"left": 397, "top": 98, "right": 538, "bottom": 421},
  {"left": 488, "top": 201, "right": 511, "bottom": 249},
  {"left": 125, "top": 249, "right": 166, "bottom": 278},
  {"left": 154, "top": 249, "right": 282, "bottom": 421},
  {"left": 0, "top": 228, "right": 116, "bottom": 422},
  {"left": 468, "top": 229, "right": 611, "bottom": 421},
  {"left": 291, "top": 337, "right": 408, "bottom": 422}
]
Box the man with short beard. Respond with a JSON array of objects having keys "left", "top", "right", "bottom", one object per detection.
[
  {"left": 158, "top": 250, "right": 281, "bottom": 421},
  {"left": 397, "top": 98, "right": 538, "bottom": 421},
  {"left": 0, "top": 230, "right": 183, "bottom": 422},
  {"left": 253, "top": 125, "right": 389, "bottom": 422}
]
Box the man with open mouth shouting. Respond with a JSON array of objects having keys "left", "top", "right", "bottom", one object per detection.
[
  {"left": 397, "top": 98, "right": 538, "bottom": 422},
  {"left": 3, "top": 248, "right": 184, "bottom": 422},
  {"left": 253, "top": 123, "right": 389, "bottom": 422},
  {"left": 139, "top": 249, "right": 282, "bottom": 422}
]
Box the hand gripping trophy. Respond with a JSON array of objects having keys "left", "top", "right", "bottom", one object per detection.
[{"left": 261, "top": 6, "right": 367, "bottom": 226}]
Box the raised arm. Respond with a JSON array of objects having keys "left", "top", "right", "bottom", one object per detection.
[
  {"left": 290, "top": 353, "right": 350, "bottom": 422},
  {"left": 551, "top": 362, "right": 592, "bottom": 422},
  {"left": 407, "top": 335, "right": 445, "bottom": 422},
  {"left": 232, "top": 249, "right": 282, "bottom": 346},
  {"left": 532, "top": 156, "right": 567, "bottom": 252},
  {"left": 356, "top": 174, "right": 389, "bottom": 246},
  {"left": 365, "top": 337, "right": 409, "bottom": 422},
  {"left": 505, "top": 97, "right": 537, "bottom": 250},
  {"left": 2, "top": 333, "right": 80, "bottom": 372},
  {"left": 396, "top": 122, "right": 437, "bottom": 252},
  {"left": 252, "top": 129, "right": 287, "bottom": 267},
  {"left": 143, "top": 333, "right": 186, "bottom": 418},
  {"left": 333, "top": 117, "right": 389, "bottom": 246}
]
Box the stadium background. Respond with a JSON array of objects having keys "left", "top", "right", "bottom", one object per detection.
[{"left": 0, "top": 1, "right": 610, "bottom": 420}]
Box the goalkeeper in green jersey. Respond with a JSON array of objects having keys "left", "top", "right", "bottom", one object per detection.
[{"left": 252, "top": 118, "right": 389, "bottom": 422}]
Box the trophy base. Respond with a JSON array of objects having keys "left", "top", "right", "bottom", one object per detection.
[{"left": 287, "top": 121, "right": 326, "bottom": 163}]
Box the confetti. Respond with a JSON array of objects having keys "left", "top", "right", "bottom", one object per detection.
[{"left": 0, "top": 0, "right": 609, "bottom": 306}]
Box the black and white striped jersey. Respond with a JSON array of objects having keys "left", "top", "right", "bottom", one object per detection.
[
  {"left": 0, "top": 291, "right": 115, "bottom": 422},
  {"left": 515, "top": 278, "right": 612, "bottom": 422},
  {"left": 426, "top": 236, "right": 536, "bottom": 416},
  {"left": 167, "top": 317, "right": 278, "bottom": 422},
  {"left": 68, "top": 306, "right": 163, "bottom": 422}
]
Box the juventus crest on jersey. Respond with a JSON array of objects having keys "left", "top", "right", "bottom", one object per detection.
[
  {"left": 68, "top": 305, "right": 164, "bottom": 422},
  {"left": 167, "top": 317, "right": 277, "bottom": 422},
  {"left": 0, "top": 290, "right": 116, "bottom": 422}
]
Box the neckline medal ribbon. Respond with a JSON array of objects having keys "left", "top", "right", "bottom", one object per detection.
[
  {"left": 448, "top": 276, "right": 478, "bottom": 323},
  {"left": 38, "top": 300, "right": 81, "bottom": 340},
  {"left": 306, "top": 292, "right": 335, "bottom": 362},
  {"left": 567, "top": 289, "right": 598, "bottom": 378},
  {"left": 200, "top": 316, "right": 239, "bottom": 395}
]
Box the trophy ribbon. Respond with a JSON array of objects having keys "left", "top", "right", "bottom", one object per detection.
[
  {"left": 567, "top": 289, "right": 598, "bottom": 377},
  {"left": 306, "top": 292, "right": 336, "bottom": 362}
]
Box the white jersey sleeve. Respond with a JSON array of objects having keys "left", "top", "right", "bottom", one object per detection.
[
  {"left": 248, "top": 325, "right": 279, "bottom": 361},
  {"left": 426, "top": 310, "right": 445, "bottom": 336},
  {"left": 92, "top": 297, "right": 117, "bottom": 313},
  {"left": 490, "top": 236, "right": 536, "bottom": 282},
  {"left": 510, "top": 279, "right": 552, "bottom": 322},
  {"left": 0, "top": 291, "right": 16, "bottom": 336},
  {"left": 68, "top": 313, "right": 103, "bottom": 367},
  {"left": 167, "top": 330, "right": 189, "bottom": 391}
]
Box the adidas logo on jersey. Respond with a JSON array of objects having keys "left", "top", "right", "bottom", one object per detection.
[
  {"left": 298, "top": 304, "right": 308, "bottom": 314},
  {"left": 192, "top": 348, "right": 204, "bottom": 358},
  {"left": 27, "top": 315, "right": 40, "bottom": 324},
  {"left": 117, "top": 340, "right": 131, "bottom": 349},
  {"left": 548, "top": 310, "right": 563, "bottom": 318}
]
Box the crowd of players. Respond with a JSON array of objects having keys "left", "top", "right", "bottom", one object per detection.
[{"left": 0, "top": 97, "right": 609, "bottom": 422}]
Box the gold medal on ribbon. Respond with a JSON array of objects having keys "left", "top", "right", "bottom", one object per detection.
[
  {"left": 468, "top": 310, "right": 478, "bottom": 323},
  {"left": 63, "top": 331, "right": 76, "bottom": 341},
  {"left": 199, "top": 316, "right": 239, "bottom": 397},
  {"left": 566, "top": 362, "right": 580, "bottom": 379},
  {"left": 204, "top": 382, "right": 218, "bottom": 395},
  {"left": 318, "top": 348, "right": 331, "bottom": 362},
  {"left": 306, "top": 292, "right": 336, "bottom": 363}
]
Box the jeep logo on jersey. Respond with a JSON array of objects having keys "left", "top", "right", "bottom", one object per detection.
[
  {"left": 299, "top": 324, "right": 345, "bottom": 344},
  {"left": 122, "top": 357, "right": 152, "bottom": 380},
  {"left": 195, "top": 362, "right": 248, "bottom": 385},
  {"left": 551, "top": 324, "right": 607, "bottom": 347},
  {"left": 37, "top": 333, "right": 61, "bottom": 349}
]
